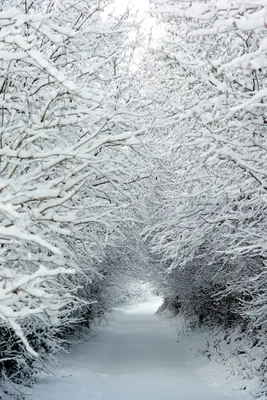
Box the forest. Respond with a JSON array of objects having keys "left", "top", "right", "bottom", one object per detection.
[{"left": 0, "top": 0, "right": 267, "bottom": 398}]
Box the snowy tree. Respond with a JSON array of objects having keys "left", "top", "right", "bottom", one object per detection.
[
  {"left": 144, "top": 0, "right": 267, "bottom": 348},
  {"left": 0, "top": 0, "right": 154, "bottom": 393}
]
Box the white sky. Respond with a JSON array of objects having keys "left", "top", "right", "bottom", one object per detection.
[
  {"left": 113, "top": 0, "right": 150, "bottom": 13},
  {"left": 103, "top": 0, "right": 152, "bottom": 28},
  {"left": 102, "top": 0, "right": 163, "bottom": 47}
]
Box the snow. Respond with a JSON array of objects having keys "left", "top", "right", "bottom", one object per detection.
[
  {"left": 0, "top": 226, "right": 62, "bottom": 254},
  {"left": 31, "top": 298, "right": 250, "bottom": 400}
]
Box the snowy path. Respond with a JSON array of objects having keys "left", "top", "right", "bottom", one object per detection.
[{"left": 32, "top": 301, "right": 249, "bottom": 400}]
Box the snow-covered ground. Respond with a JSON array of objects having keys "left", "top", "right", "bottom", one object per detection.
[{"left": 31, "top": 298, "right": 251, "bottom": 400}]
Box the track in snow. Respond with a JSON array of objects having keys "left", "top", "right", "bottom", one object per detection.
[{"left": 32, "top": 300, "right": 248, "bottom": 400}]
